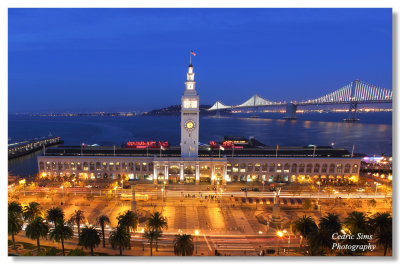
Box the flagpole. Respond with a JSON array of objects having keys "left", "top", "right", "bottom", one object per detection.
[
  {"left": 43, "top": 145, "right": 46, "bottom": 156},
  {"left": 276, "top": 145, "right": 278, "bottom": 158},
  {"left": 351, "top": 144, "right": 355, "bottom": 158},
  {"left": 190, "top": 51, "right": 191, "bottom": 64},
  {"left": 313, "top": 145, "right": 316, "bottom": 158}
]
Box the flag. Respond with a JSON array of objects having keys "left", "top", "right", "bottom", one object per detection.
[
  {"left": 189, "top": 146, "right": 194, "bottom": 151},
  {"left": 219, "top": 145, "right": 225, "bottom": 151},
  {"left": 276, "top": 145, "right": 279, "bottom": 151},
  {"left": 191, "top": 50, "right": 196, "bottom": 56},
  {"left": 161, "top": 145, "right": 165, "bottom": 151}
]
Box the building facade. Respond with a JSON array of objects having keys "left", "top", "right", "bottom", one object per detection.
[{"left": 37, "top": 63, "right": 362, "bottom": 186}]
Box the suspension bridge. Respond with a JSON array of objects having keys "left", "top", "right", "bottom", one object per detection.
[{"left": 208, "top": 79, "right": 392, "bottom": 121}]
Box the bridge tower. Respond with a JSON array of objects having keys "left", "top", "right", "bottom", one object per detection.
[
  {"left": 180, "top": 63, "right": 200, "bottom": 157},
  {"left": 344, "top": 79, "right": 360, "bottom": 122},
  {"left": 283, "top": 103, "right": 297, "bottom": 120}
]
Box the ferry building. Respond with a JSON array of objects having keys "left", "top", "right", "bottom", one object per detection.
[{"left": 37, "top": 63, "right": 361, "bottom": 186}]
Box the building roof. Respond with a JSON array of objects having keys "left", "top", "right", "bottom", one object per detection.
[{"left": 41, "top": 145, "right": 352, "bottom": 158}]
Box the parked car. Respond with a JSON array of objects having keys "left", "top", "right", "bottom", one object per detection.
[
  {"left": 240, "top": 187, "right": 248, "bottom": 191},
  {"left": 250, "top": 188, "right": 260, "bottom": 192}
]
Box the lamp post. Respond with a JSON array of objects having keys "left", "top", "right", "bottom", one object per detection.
[
  {"left": 114, "top": 186, "right": 117, "bottom": 202},
  {"left": 283, "top": 230, "right": 290, "bottom": 254},
  {"left": 121, "top": 179, "right": 124, "bottom": 189},
  {"left": 374, "top": 182, "right": 381, "bottom": 199},
  {"left": 316, "top": 181, "right": 321, "bottom": 203},
  {"left": 277, "top": 230, "right": 283, "bottom": 255},
  {"left": 194, "top": 230, "right": 199, "bottom": 255},
  {"left": 60, "top": 185, "right": 64, "bottom": 199}
]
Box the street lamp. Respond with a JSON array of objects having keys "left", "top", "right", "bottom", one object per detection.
[
  {"left": 121, "top": 179, "right": 124, "bottom": 189},
  {"left": 283, "top": 230, "right": 290, "bottom": 254},
  {"left": 114, "top": 186, "right": 117, "bottom": 202},
  {"left": 316, "top": 181, "right": 321, "bottom": 203},
  {"left": 276, "top": 230, "right": 283, "bottom": 255},
  {"left": 194, "top": 230, "right": 199, "bottom": 255},
  {"left": 374, "top": 182, "right": 381, "bottom": 199},
  {"left": 60, "top": 185, "right": 64, "bottom": 199}
]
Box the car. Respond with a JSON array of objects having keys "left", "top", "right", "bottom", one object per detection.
[
  {"left": 240, "top": 187, "right": 248, "bottom": 191},
  {"left": 250, "top": 188, "right": 259, "bottom": 192},
  {"left": 356, "top": 188, "right": 365, "bottom": 192}
]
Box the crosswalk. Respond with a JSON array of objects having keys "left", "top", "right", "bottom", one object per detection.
[{"left": 211, "top": 238, "right": 255, "bottom": 252}]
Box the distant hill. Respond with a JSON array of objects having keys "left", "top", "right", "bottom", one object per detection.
[{"left": 142, "top": 105, "right": 216, "bottom": 116}]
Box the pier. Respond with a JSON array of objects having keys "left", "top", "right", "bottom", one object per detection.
[{"left": 8, "top": 136, "right": 63, "bottom": 159}]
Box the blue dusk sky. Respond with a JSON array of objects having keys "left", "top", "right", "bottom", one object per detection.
[{"left": 8, "top": 8, "right": 392, "bottom": 113}]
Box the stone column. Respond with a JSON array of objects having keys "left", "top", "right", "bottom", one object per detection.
[
  {"left": 222, "top": 164, "right": 227, "bottom": 185},
  {"left": 195, "top": 164, "right": 200, "bottom": 185},
  {"left": 153, "top": 164, "right": 158, "bottom": 184},
  {"left": 180, "top": 164, "right": 184, "bottom": 184},
  {"left": 164, "top": 165, "right": 169, "bottom": 183},
  {"left": 211, "top": 165, "right": 215, "bottom": 185}
]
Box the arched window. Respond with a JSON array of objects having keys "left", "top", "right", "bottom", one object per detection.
[
  {"left": 247, "top": 163, "right": 253, "bottom": 172},
  {"left": 58, "top": 162, "right": 62, "bottom": 170},
  {"left": 321, "top": 164, "right": 327, "bottom": 173},
  {"left": 329, "top": 164, "right": 335, "bottom": 173},
  {"left": 299, "top": 164, "right": 305, "bottom": 173},
  {"left": 254, "top": 163, "right": 261, "bottom": 172},
  {"left": 77, "top": 162, "right": 82, "bottom": 170},
  {"left": 122, "top": 162, "right": 127, "bottom": 171},
  {"left": 262, "top": 163, "right": 268, "bottom": 172},
  {"left": 64, "top": 162, "right": 69, "bottom": 170},
  {"left": 90, "top": 162, "right": 95, "bottom": 171},
  {"left": 306, "top": 164, "right": 313, "bottom": 173},
  {"left": 39, "top": 162, "right": 44, "bottom": 170},
  {"left": 169, "top": 165, "right": 180, "bottom": 174},
  {"left": 314, "top": 164, "right": 320, "bottom": 173},
  {"left": 96, "top": 162, "right": 101, "bottom": 170},
  {"left": 284, "top": 163, "right": 290, "bottom": 172},
  {"left": 336, "top": 164, "right": 343, "bottom": 173},
  {"left": 83, "top": 162, "right": 89, "bottom": 171},
  {"left": 149, "top": 162, "right": 154, "bottom": 170},
  {"left": 344, "top": 164, "right": 351, "bottom": 173},
  {"left": 276, "top": 163, "right": 282, "bottom": 172},
  {"left": 269, "top": 163, "right": 275, "bottom": 172},
  {"left": 291, "top": 163, "right": 297, "bottom": 173},
  {"left": 135, "top": 163, "right": 141, "bottom": 171},
  {"left": 52, "top": 162, "right": 57, "bottom": 170},
  {"left": 352, "top": 164, "right": 358, "bottom": 173},
  {"left": 129, "top": 162, "right": 134, "bottom": 171},
  {"left": 184, "top": 166, "right": 195, "bottom": 174}
]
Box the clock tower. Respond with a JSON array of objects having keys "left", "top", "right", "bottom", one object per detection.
[{"left": 180, "top": 63, "right": 199, "bottom": 157}]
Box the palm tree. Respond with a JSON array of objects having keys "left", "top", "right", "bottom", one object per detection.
[
  {"left": 49, "top": 221, "right": 74, "bottom": 256},
  {"left": 292, "top": 215, "right": 318, "bottom": 247},
  {"left": 173, "top": 234, "right": 194, "bottom": 256},
  {"left": 146, "top": 212, "right": 168, "bottom": 251},
  {"left": 117, "top": 210, "right": 138, "bottom": 249},
  {"left": 319, "top": 213, "right": 342, "bottom": 234},
  {"left": 69, "top": 210, "right": 86, "bottom": 238},
  {"left": 96, "top": 215, "right": 110, "bottom": 248},
  {"left": 109, "top": 226, "right": 130, "bottom": 256},
  {"left": 23, "top": 202, "right": 43, "bottom": 222},
  {"left": 8, "top": 211, "right": 23, "bottom": 250},
  {"left": 46, "top": 207, "right": 65, "bottom": 226},
  {"left": 344, "top": 211, "right": 370, "bottom": 235},
  {"left": 8, "top": 201, "right": 23, "bottom": 215},
  {"left": 143, "top": 229, "right": 161, "bottom": 256},
  {"left": 369, "top": 212, "right": 392, "bottom": 256},
  {"left": 79, "top": 227, "right": 101, "bottom": 256},
  {"left": 25, "top": 216, "right": 49, "bottom": 253}
]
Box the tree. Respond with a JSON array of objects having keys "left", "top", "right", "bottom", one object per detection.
[
  {"left": 79, "top": 227, "right": 101, "bottom": 256},
  {"left": 8, "top": 211, "right": 23, "bottom": 250},
  {"left": 117, "top": 210, "right": 138, "bottom": 249},
  {"left": 23, "top": 202, "right": 43, "bottom": 222},
  {"left": 8, "top": 201, "right": 23, "bottom": 216},
  {"left": 69, "top": 210, "right": 86, "bottom": 238},
  {"left": 369, "top": 212, "right": 392, "bottom": 256},
  {"left": 109, "top": 226, "right": 130, "bottom": 256},
  {"left": 97, "top": 215, "right": 110, "bottom": 247},
  {"left": 367, "top": 199, "right": 377, "bottom": 211},
  {"left": 173, "top": 234, "right": 194, "bottom": 256},
  {"left": 25, "top": 216, "right": 49, "bottom": 253},
  {"left": 344, "top": 211, "right": 370, "bottom": 235},
  {"left": 46, "top": 207, "right": 65, "bottom": 226},
  {"left": 319, "top": 213, "right": 342, "bottom": 235},
  {"left": 292, "top": 215, "right": 318, "bottom": 247},
  {"left": 49, "top": 221, "right": 74, "bottom": 256},
  {"left": 68, "top": 248, "right": 87, "bottom": 256},
  {"left": 146, "top": 212, "right": 168, "bottom": 251},
  {"left": 143, "top": 229, "right": 161, "bottom": 256}
]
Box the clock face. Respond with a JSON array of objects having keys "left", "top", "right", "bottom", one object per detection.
[{"left": 185, "top": 120, "right": 195, "bottom": 130}]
